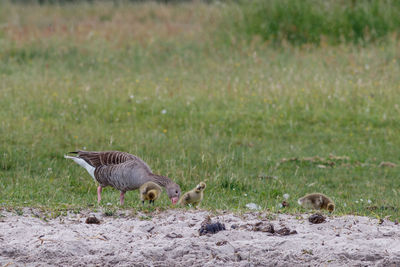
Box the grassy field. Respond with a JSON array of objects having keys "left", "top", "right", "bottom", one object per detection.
[{"left": 0, "top": 1, "right": 399, "bottom": 220}]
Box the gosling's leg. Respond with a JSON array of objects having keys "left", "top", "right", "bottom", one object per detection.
[
  {"left": 120, "top": 191, "right": 125, "bottom": 205},
  {"left": 97, "top": 186, "right": 102, "bottom": 204}
]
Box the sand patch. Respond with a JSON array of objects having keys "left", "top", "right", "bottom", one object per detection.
[{"left": 0, "top": 209, "right": 399, "bottom": 266}]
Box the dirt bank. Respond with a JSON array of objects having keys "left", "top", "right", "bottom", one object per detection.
[{"left": 1, "top": 209, "right": 399, "bottom": 266}]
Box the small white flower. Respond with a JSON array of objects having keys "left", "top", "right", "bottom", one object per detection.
[
  {"left": 343, "top": 203, "right": 347, "bottom": 207},
  {"left": 106, "top": 202, "right": 112, "bottom": 206},
  {"left": 278, "top": 203, "right": 283, "bottom": 208},
  {"left": 283, "top": 193, "right": 290, "bottom": 200},
  {"left": 244, "top": 193, "right": 248, "bottom": 196},
  {"left": 161, "top": 109, "right": 167, "bottom": 114},
  {"left": 355, "top": 200, "right": 359, "bottom": 203},
  {"left": 367, "top": 199, "right": 372, "bottom": 204},
  {"left": 48, "top": 168, "right": 52, "bottom": 172},
  {"left": 360, "top": 199, "right": 363, "bottom": 202},
  {"left": 83, "top": 146, "right": 86, "bottom": 150},
  {"left": 130, "top": 95, "right": 134, "bottom": 99}
]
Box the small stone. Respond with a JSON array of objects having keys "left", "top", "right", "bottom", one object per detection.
[
  {"left": 234, "top": 253, "right": 242, "bottom": 262},
  {"left": 216, "top": 240, "right": 228, "bottom": 246},
  {"left": 165, "top": 233, "right": 183, "bottom": 239},
  {"left": 308, "top": 213, "right": 326, "bottom": 224},
  {"left": 252, "top": 222, "right": 274, "bottom": 233},
  {"left": 85, "top": 216, "right": 100, "bottom": 224},
  {"left": 276, "top": 227, "right": 297, "bottom": 236},
  {"left": 199, "top": 222, "right": 226, "bottom": 236}
]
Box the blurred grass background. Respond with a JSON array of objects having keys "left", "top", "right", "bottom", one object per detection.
[{"left": 0, "top": 0, "right": 399, "bottom": 219}]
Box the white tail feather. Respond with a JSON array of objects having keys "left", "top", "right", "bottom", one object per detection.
[{"left": 64, "top": 155, "right": 95, "bottom": 180}]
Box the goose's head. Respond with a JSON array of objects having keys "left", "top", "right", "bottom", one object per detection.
[{"left": 166, "top": 182, "right": 181, "bottom": 204}]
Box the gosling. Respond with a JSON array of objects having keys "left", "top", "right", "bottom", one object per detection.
[
  {"left": 139, "top": 182, "right": 162, "bottom": 205},
  {"left": 178, "top": 182, "right": 206, "bottom": 207},
  {"left": 298, "top": 193, "right": 335, "bottom": 213}
]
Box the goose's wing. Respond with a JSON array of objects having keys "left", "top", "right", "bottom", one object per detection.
[
  {"left": 72, "top": 150, "right": 151, "bottom": 170},
  {"left": 94, "top": 159, "right": 151, "bottom": 191}
]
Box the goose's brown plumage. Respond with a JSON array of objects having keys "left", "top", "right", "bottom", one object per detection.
[
  {"left": 65, "top": 150, "right": 181, "bottom": 205},
  {"left": 70, "top": 150, "right": 142, "bottom": 168}
]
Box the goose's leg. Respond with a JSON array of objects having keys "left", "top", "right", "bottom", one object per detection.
[
  {"left": 97, "top": 186, "right": 102, "bottom": 204},
  {"left": 120, "top": 191, "right": 125, "bottom": 205}
]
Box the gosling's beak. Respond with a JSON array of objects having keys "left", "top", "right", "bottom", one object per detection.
[{"left": 171, "top": 197, "right": 179, "bottom": 204}]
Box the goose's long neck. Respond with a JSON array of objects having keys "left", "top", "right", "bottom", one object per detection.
[{"left": 149, "top": 174, "right": 172, "bottom": 188}]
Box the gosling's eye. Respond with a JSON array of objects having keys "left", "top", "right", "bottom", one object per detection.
[{"left": 176, "top": 190, "right": 178, "bottom": 194}]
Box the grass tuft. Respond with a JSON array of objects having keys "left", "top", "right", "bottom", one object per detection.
[{"left": 230, "top": 0, "right": 400, "bottom": 46}]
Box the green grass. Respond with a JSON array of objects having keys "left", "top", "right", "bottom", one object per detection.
[
  {"left": 231, "top": 0, "right": 400, "bottom": 45},
  {"left": 0, "top": 1, "right": 399, "bottom": 220}
]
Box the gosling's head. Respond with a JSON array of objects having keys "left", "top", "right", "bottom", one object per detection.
[
  {"left": 195, "top": 182, "right": 206, "bottom": 193},
  {"left": 297, "top": 197, "right": 305, "bottom": 205},
  {"left": 327, "top": 203, "right": 335, "bottom": 213},
  {"left": 297, "top": 199, "right": 302, "bottom": 205}
]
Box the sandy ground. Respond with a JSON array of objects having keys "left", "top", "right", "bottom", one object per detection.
[{"left": 1, "top": 208, "right": 399, "bottom": 267}]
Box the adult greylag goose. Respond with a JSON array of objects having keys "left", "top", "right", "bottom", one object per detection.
[{"left": 64, "top": 150, "right": 181, "bottom": 205}]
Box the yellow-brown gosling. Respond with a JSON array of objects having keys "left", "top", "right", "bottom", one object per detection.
[
  {"left": 298, "top": 193, "right": 335, "bottom": 212},
  {"left": 178, "top": 182, "right": 206, "bottom": 207},
  {"left": 139, "top": 182, "right": 162, "bottom": 205}
]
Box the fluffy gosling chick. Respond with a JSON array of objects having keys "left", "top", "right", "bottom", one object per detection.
[
  {"left": 178, "top": 182, "right": 206, "bottom": 207},
  {"left": 298, "top": 193, "right": 335, "bottom": 212},
  {"left": 140, "top": 182, "right": 162, "bottom": 205}
]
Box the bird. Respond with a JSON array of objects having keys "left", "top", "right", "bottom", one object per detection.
[
  {"left": 64, "top": 150, "right": 181, "bottom": 205},
  {"left": 297, "top": 193, "right": 335, "bottom": 212},
  {"left": 178, "top": 181, "right": 206, "bottom": 207},
  {"left": 139, "top": 181, "right": 162, "bottom": 205}
]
